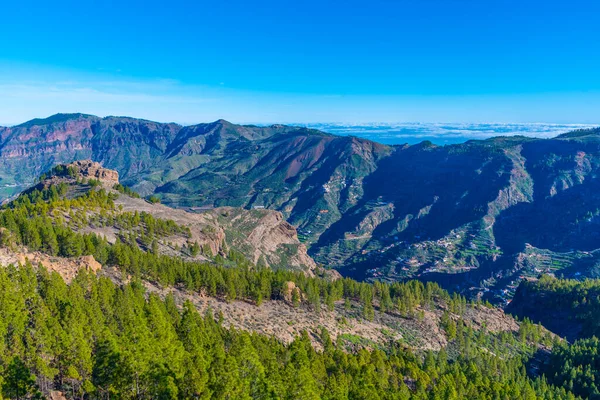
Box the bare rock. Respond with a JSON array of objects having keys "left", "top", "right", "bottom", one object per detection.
[
  {"left": 49, "top": 391, "right": 67, "bottom": 400},
  {"left": 78, "top": 254, "right": 102, "bottom": 273},
  {"left": 0, "top": 248, "right": 102, "bottom": 283},
  {"left": 66, "top": 159, "right": 119, "bottom": 184},
  {"left": 282, "top": 281, "right": 298, "bottom": 303}
]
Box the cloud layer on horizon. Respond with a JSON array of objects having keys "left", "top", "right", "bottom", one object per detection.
[{"left": 304, "top": 122, "right": 599, "bottom": 145}]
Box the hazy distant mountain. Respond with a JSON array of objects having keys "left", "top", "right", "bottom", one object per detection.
[{"left": 3, "top": 113, "right": 600, "bottom": 300}]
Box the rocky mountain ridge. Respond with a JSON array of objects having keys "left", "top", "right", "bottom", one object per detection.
[
  {"left": 3, "top": 114, "right": 600, "bottom": 301},
  {"left": 31, "top": 160, "right": 319, "bottom": 274}
]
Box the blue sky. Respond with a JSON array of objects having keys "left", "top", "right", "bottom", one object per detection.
[{"left": 1, "top": 0, "right": 599, "bottom": 125}]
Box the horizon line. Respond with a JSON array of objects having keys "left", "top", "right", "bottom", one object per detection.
[{"left": 1, "top": 112, "right": 599, "bottom": 128}]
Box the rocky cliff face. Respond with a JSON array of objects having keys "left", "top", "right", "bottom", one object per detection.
[
  {"left": 66, "top": 160, "right": 120, "bottom": 184},
  {"left": 107, "top": 194, "right": 318, "bottom": 273},
  {"left": 210, "top": 207, "right": 317, "bottom": 273}
]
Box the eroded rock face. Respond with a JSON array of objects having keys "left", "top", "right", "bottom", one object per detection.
[
  {"left": 105, "top": 195, "right": 318, "bottom": 274},
  {"left": 0, "top": 247, "right": 103, "bottom": 283},
  {"left": 282, "top": 281, "right": 299, "bottom": 303},
  {"left": 49, "top": 391, "right": 67, "bottom": 400},
  {"left": 210, "top": 207, "right": 318, "bottom": 273},
  {"left": 78, "top": 254, "right": 102, "bottom": 274},
  {"left": 65, "top": 160, "right": 119, "bottom": 184}
]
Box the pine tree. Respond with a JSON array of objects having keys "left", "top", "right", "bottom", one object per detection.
[{"left": 2, "top": 358, "right": 40, "bottom": 400}]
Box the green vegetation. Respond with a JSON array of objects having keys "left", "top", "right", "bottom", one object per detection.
[
  {"left": 508, "top": 275, "right": 600, "bottom": 339},
  {"left": 546, "top": 337, "right": 600, "bottom": 399},
  {"left": 147, "top": 195, "right": 161, "bottom": 204},
  {"left": 508, "top": 276, "right": 600, "bottom": 399},
  {"left": 113, "top": 183, "right": 141, "bottom": 198},
  {"left": 46, "top": 164, "right": 78, "bottom": 179},
  {"left": 0, "top": 264, "right": 578, "bottom": 399},
  {"left": 0, "top": 173, "right": 597, "bottom": 399}
]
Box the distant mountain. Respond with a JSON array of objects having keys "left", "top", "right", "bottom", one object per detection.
[
  {"left": 3, "top": 113, "right": 600, "bottom": 300},
  {"left": 0, "top": 113, "right": 181, "bottom": 198}
]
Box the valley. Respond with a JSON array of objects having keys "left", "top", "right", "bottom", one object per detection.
[
  {"left": 4, "top": 2, "right": 599, "bottom": 397},
  {"left": 0, "top": 159, "right": 562, "bottom": 399},
  {"left": 2, "top": 114, "right": 600, "bottom": 302}
]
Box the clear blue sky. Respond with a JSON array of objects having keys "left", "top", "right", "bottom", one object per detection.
[{"left": 1, "top": 0, "right": 599, "bottom": 124}]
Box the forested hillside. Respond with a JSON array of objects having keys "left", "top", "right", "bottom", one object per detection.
[
  {"left": 0, "top": 264, "right": 575, "bottom": 400},
  {"left": 508, "top": 275, "right": 600, "bottom": 399},
  {"left": 508, "top": 275, "right": 600, "bottom": 341}
]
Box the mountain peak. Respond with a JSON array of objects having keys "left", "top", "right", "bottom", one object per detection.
[
  {"left": 44, "top": 160, "right": 119, "bottom": 185},
  {"left": 16, "top": 113, "right": 98, "bottom": 128},
  {"left": 208, "top": 119, "right": 236, "bottom": 129}
]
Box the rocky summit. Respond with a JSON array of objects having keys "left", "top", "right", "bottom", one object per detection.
[{"left": 65, "top": 160, "right": 120, "bottom": 184}]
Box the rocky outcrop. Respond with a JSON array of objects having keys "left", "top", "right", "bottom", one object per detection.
[
  {"left": 49, "top": 391, "right": 67, "bottom": 400},
  {"left": 0, "top": 247, "right": 102, "bottom": 283},
  {"left": 282, "top": 281, "right": 300, "bottom": 303},
  {"left": 218, "top": 208, "right": 317, "bottom": 273},
  {"left": 99, "top": 185, "right": 318, "bottom": 274},
  {"left": 65, "top": 159, "right": 119, "bottom": 184}
]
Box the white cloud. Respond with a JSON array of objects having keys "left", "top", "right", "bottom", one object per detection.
[{"left": 302, "top": 122, "right": 599, "bottom": 144}]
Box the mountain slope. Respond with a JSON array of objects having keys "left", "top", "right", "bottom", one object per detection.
[
  {"left": 2, "top": 114, "right": 600, "bottom": 301},
  {"left": 506, "top": 274, "right": 600, "bottom": 341},
  {"left": 24, "top": 160, "right": 318, "bottom": 274},
  {"left": 0, "top": 160, "right": 520, "bottom": 350},
  {"left": 0, "top": 160, "right": 568, "bottom": 399}
]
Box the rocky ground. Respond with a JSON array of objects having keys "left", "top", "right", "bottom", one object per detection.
[{"left": 5, "top": 244, "right": 517, "bottom": 352}]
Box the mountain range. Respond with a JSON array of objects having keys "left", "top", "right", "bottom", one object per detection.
[{"left": 2, "top": 113, "right": 600, "bottom": 301}]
